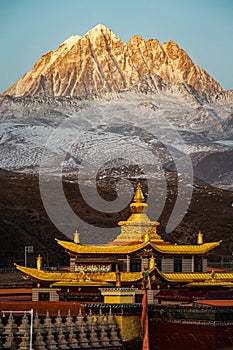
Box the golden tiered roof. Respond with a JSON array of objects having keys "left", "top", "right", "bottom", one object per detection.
[
  {"left": 14, "top": 264, "right": 143, "bottom": 286},
  {"left": 15, "top": 263, "right": 233, "bottom": 288},
  {"left": 153, "top": 267, "right": 233, "bottom": 284},
  {"left": 14, "top": 182, "right": 230, "bottom": 289},
  {"left": 113, "top": 183, "right": 163, "bottom": 243},
  {"left": 56, "top": 182, "right": 221, "bottom": 255},
  {"left": 56, "top": 239, "right": 221, "bottom": 255}
]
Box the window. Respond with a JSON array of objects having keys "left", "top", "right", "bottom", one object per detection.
[
  {"left": 194, "top": 257, "right": 202, "bottom": 272},
  {"left": 174, "top": 257, "right": 182, "bottom": 272},
  {"left": 39, "top": 292, "right": 49, "bottom": 301},
  {"left": 156, "top": 258, "right": 161, "bottom": 270},
  {"left": 130, "top": 259, "right": 141, "bottom": 272},
  {"left": 135, "top": 294, "right": 143, "bottom": 303}
]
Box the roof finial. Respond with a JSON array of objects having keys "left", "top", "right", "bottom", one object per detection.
[
  {"left": 197, "top": 231, "right": 203, "bottom": 245},
  {"left": 74, "top": 230, "right": 80, "bottom": 244},
  {"left": 133, "top": 182, "right": 145, "bottom": 203},
  {"left": 130, "top": 182, "right": 147, "bottom": 214}
]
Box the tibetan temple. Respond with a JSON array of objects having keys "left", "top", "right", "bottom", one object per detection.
[{"left": 15, "top": 183, "right": 233, "bottom": 303}]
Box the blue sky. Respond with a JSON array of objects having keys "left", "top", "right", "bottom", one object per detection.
[{"left": 0, "top": 0, "right": 232, "bottom": 93}]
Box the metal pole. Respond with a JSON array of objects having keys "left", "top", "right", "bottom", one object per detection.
[
  {"left": 29, "top": 308, "right": 33, "bottom": 350},
  {"left": 25, "top": 246, "right": 27, "bottom": 267}
]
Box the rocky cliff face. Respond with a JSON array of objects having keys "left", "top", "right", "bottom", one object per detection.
[{"left": 3, "top": 24, "right": 222, "bottom": 99}]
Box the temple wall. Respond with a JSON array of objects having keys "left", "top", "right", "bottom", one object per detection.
[
  {"left": 202, "top": 258, "right": 208, "bottom": 272},
  {"left": 32, "top": 288, "right": 60, "bottom": 302},
  {"left": 149, "top": 304, "right": 233, "bottom": 349},
  {"left": 114, "top": 315, "right": 141, "bottom": 341},
  {"left": 70, "top": 258, "right": 76, "bottom": 272}
]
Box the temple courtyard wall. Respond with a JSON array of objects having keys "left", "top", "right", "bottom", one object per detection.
[{"left": 0, "top": 301, "right": 233, "bottom": 349}]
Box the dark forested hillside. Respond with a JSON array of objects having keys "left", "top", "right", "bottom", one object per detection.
[{"left": 0, "top": 169, "right": 232, "bottom": 268}]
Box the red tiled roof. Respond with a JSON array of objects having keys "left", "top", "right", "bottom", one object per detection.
[
  {"left": 0, "top": 301, "right": 85, "bottom": 316},
  {"left": 0, "top": 288, "right": 32, "bottom": 295},
  {"left": 207, "top": 267, "right": 227, "bottom": 272}
]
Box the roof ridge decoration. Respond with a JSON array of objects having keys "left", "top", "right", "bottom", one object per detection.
[
  {"left": 133, "top": 182, "right": 145, "bottom": 202},
  {"left": 113, "top": 182, "right": 162, "bottom": 244},
  {"left": 55, "top": 239, "right": 221, "bottom": 255}
]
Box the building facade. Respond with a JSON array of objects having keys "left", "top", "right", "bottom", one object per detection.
[{"left": 15, "top": 183, "right": 233, "bottom": 302}]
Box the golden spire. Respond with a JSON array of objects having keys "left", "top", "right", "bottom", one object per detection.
[
  {"left": 114, "top": 181, "right": 161, "bottom": 244},
  {"left": 134, "top": 182, "right": 145, "bottom": 202},
  {"left": 130, "top": 182, "right": 148, "bottom": 214}
]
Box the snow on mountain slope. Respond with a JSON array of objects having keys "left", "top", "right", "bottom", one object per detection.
[
  {"left": 0, "top": 93, "right": 233, "bottom": 191},
  {"left": 0, "top": 24, "right": 233, "bottom": 190},
  {"left": 3, "top": 24, "right": 222, "bottom": 99}
]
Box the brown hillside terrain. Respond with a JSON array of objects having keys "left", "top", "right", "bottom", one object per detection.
[{"left": 0, "top": 169, "right": 232, "bottom": 268}]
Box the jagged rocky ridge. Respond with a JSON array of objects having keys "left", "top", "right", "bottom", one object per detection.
[
  {"left": 0, "top": 25, "right": 233, "bottom": 189},
  {"left": 3, "top": 24, "right": 223, "bottom": 100},
  {"left": 0, "top": 25, "right": 233, "bottom": 266}
]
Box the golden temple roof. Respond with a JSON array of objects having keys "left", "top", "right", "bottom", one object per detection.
[
  {"left": 186, "top": 281, "right": 233, "bottom": 287},
  {"left": 56, "top": 182, "right": 221, "bottom": 250},
  {"left": 50, "top": 281, "right": 113, "bottom": 287},
  {"left": 15, "top": 263, "right": 233, "bottom": 288},
  {"left": 56, "top": 239, "right": 221, "bottom": 255},
  {"left": 14, "top": 264, "right": 143, "bottom": 284},
  {"left": 56, "top": 239, "right": 149, "bottom": 254},
  {"left": 154, "top": 267, "right": 233, "bottom": 283},
  {"left": 151, "top": 241, "right": 222, "bottom": 254}
]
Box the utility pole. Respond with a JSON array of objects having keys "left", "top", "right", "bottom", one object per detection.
[{"left": 25, "top": 246, "right": 34, "bottom": 267}]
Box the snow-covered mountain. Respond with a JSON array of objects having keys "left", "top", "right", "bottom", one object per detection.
[
  {"left": 3, "top": 24, "right": 222, "bottom": 99},
  {"left": 0, "top": 25, "right": 233, "bottom": 190}
]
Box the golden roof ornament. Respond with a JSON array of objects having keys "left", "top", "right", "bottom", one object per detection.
[
  {"left": 144, "top": 232, "right": 150, "bottom": 243},
  {"left": 36, "top": 255, "right": 42, "bottom": 270},
  {"left": 113, "top": 182, "right": 161, "bottom": 243},
  {"left": 197, "top": 231, "right": 203, "bottom": 245},
  {"left": 73, "top": 230, "right": 80, "bottom": 244},
  {"left": 149, "top": 255, "right": 156, "bottom": 270},
  {"left": 130, "top": 182, "right": 148, "bottom": 214},
  {"left": 134, "top": 182, "right": 145, "bottom": 202}
]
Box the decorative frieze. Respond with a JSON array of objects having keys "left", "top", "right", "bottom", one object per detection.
[{"left": 75, "top": 263, "right": 111, "bottom": 272}]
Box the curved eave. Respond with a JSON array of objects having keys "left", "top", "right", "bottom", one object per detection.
[
  {"left": 51, "top": 281, "right": 114, "bottom": 287},
  {"left": 14, "top": 264, "right": 143, "bottom": 283},
  {"left": 56, "top": 239, "right": 221, "bottom": 255},
  {"left": 154, "top": 267, "right": 233, "bottom": 283},
  {"left": 15, "top": 264, "right": 77, "bottom": 282},
  {"left": 151, "top": 241, "right": 222, "bottom": 254},
  {"left": 56, "top": 239, "right": 149, "bottom": 254},
  {"left": 186, "top": 281, "right": 233, "bottom": 288}
]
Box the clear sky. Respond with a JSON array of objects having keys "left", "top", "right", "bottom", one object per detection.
[{"left": 0, "top": 0, "right": 232, "bottom": 93}]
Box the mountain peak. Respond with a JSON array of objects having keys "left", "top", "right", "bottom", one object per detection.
[
  {"left": 84, "top": 23, "right": 119, "bottom": 42},
  {"left": 61, "top": 35, "right": 81, "bottom": 50},
  {"left": 90, "top": 23, "right": 111, "bottom": 32},
  {"left": 3, "top": 25, "right": 223, "bottom": 98},
  {"left": 85, "top": 24, "right": 113, "bottom": 36}
]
